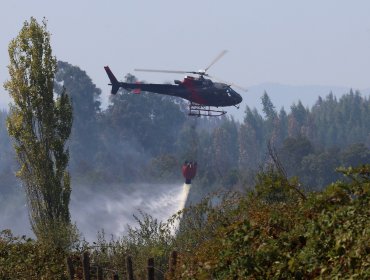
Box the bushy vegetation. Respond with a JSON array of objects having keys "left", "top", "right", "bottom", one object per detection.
[
  {"left": 1, "top": 165, "right": 368, "bottom": 279},
  {"left": 172, "top": 165, "right": 370, "bottom": 279},
  {"left": 0, "top": 230, "right": 68, "bottom": 279}
]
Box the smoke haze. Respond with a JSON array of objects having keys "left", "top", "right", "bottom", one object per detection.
[
  {"left": 0, "top": 183, "right": 187, "bottom": 241},
  {"left": 0, "top": 189, "right": 31, "bottom": 236}
]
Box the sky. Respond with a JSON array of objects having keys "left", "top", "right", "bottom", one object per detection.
[{"left": 1, "top": 0, "right": 370, "bottom": 112}]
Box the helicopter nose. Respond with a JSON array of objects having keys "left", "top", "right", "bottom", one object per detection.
[{"left": 235, "top": 93, "right": 243, "bottom": 104}]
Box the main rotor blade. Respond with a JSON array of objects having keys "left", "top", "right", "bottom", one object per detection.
[
  {"left": 209, "top": 75, "right": 248, "bottom": 92},
  {"left": 204, "top": 50, "right": 228, "bottom": 72},
  {"left": 230, "top": 84, "right": 248, "bottom": 92},
  {"left": 134, "top": 68, "right": 189, "bottom": 74}
]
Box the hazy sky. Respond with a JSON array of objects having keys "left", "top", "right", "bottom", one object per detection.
[{"left": 1, "top": 0, "right": 370, "bottom": 109}]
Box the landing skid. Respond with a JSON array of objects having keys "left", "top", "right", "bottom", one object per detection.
[{"left": 188, "top": 102, "right": 226, "bottom": 117}]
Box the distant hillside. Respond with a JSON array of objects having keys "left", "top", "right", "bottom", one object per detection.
[{"left": 225, "top": 83, "right": 370, "bottom": 121}]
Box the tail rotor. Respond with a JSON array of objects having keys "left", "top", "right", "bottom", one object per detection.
[{"left": 104, "top": 66, "right": 120, "bottom": 94}]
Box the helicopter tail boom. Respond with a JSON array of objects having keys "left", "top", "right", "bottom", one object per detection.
[{"left": 104, "top": 66, "right": 120, "bottom": 94}]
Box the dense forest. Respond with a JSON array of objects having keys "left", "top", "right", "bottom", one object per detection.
[{"left": 1, "top": 60, "right": 369, "bottom": 198}]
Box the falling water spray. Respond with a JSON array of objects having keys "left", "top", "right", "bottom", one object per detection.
[{"left": 178, "top": 183, "right": 191, "bottom": 211}]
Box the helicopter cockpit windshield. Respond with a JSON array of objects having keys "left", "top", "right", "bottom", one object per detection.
[
  {"left": 214, "top": 82, "right": 225, "bottom": 89},
  {"left": 202, "top": 78, "right": 213, "bottom": 86}
]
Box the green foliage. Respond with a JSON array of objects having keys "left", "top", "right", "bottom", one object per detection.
[
  {"left": 254, "top": 165, "right": 304, "bottom": 203},
  {"left": 0, "top": 230, "right": 68, "bottom": 279},
  {"left": 279, "top": 136, "right": 314, "bottom": 177},
  {"left": 173, "top": 165, "right": 370, "bottom": 279},
  {"left": 84, "top": 211, "right": 175, "bottom": 280},
  {"left": 4, "top": 17, "right": 74, "bottom": 248}
]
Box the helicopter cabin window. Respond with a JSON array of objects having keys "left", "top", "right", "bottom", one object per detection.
[{"left": 226, "top": 88, "right": 232, "bottom": 97}]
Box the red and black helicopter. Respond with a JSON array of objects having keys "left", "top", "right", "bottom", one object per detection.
[{"left": 104, "top": 50, "right": 244, "bottom": 116}]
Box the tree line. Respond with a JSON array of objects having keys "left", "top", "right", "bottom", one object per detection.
[{"left": 1, "top": 63, "right": 370, "bottom": 197}]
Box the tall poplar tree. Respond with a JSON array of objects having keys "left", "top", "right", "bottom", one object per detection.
[{"left": 4, "top": 18, "right": 74, "bottom": 247}]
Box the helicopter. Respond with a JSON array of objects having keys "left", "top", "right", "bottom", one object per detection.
[{"left": 104, "top": 50, "right": 245, "bottom": 116}]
